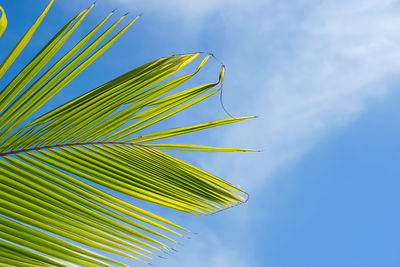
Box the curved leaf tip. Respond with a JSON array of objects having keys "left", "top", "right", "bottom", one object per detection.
[
  {"left": 0, "top": 0, "right": 54, "bottom": 79},
  {"left": 0, "top": 6, "right": 7, "bottom": 38}
]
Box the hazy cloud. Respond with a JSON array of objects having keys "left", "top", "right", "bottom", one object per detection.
[
  {"left": 205, "top": 0, "right": 400, "bottom": 190},
  {"left": 99, "top": 0, "right": 400, "bottom": 266}
]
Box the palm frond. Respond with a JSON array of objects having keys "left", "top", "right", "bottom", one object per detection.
[
  {"left": 0, "top": 6, "right": 7, "bottom": 38},
  {"left": 0, "top": 1, "right": 54, "bottom": 79},
  {"left": 0, "top": 2, "right": 255, "bottom": 266}
]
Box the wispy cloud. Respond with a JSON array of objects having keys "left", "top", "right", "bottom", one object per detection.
[
  {"left": 114, "top": 0, "right": 257, "bottom": 20},
  {"left": 204, "top": 0, "right": 400, "bottom": 190},
  {"left": 97, "top": 0, "right": 400, "bottom": 266},
  {"left": 154, "top": 227, "right": 253, "bottom": 267}
]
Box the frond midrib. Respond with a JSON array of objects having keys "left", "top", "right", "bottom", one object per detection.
[{"left": 0, "top": 141, "right": 145, "bottom": 157}]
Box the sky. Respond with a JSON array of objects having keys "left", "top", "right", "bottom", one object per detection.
[{"left": 1, "top": 0, "right": 400, "bottom": 266}]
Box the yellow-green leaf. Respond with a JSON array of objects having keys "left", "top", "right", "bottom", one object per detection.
[{"left": 0, "top": 6, "right": 7, "bottom": 38}]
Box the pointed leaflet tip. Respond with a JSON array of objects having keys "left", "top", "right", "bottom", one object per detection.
[
  {"left": 0, "top": 0, "right": 54, "bottom": 79},
  {"left": 209, "top": 52, "right": 225, "bottom": 66},
  {"left": 88, "top": 1, "right": 96, "bottom": 10},
  {"left": 0, "top": 6, "right": 7, "bottom": 38}
]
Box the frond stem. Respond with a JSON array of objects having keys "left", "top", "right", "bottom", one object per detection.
[{"left": 0, "top": 141, "right": 143, "bottom": 156}]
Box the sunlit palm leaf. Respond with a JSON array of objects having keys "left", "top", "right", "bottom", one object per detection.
[
  {"left": 0, "top": 6, "right": 7, "bottom": 38},
  {"left": 0, "top": 1, "right": 254, "bottom": 266}
]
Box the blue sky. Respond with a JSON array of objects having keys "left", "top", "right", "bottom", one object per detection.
[{"left": 1, "top": 0, "right": 400, "bottom": 266}]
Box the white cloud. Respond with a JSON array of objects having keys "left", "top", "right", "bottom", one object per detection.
[
  {"left": 172, "top": 0, "right": 400, "bottom": 266},
  {"left": 101, "top": 0, "right": 400, "bottom": 266},
  {"left": 156, "top": 228, "right": 253, "bottom": 267},
  {"left": 204, "top": 0, "right": 400, "bottom": 190},
  {"left": 111, "top": 0, "right": 269, "bottom": 36},
  {"left": 114, "top": 0, "right": 254, "bottom": 19}
]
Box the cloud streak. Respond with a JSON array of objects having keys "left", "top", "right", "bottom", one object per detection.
[
  {"left": 100, "top": 0, "right": 400, "bottom": 266},
  {"left": 206, "top": 0, "right": 400, "bottom": 189}
]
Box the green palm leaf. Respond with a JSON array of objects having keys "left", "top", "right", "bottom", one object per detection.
[
  {"left": 0, "top": 1, "right": 255, "bottom": 266},
  {"left": 0, "top": 6, "right": 7, "bottom": 38}
]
